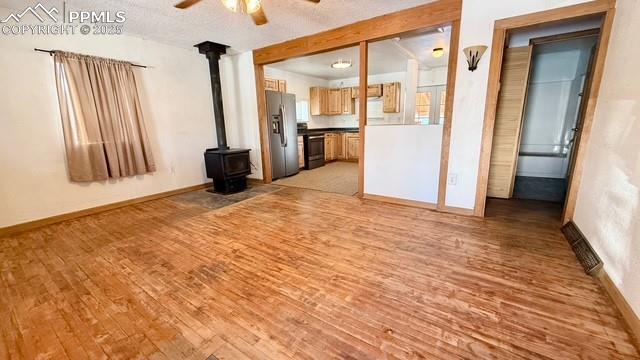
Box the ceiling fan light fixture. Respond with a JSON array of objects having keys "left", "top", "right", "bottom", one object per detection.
[
  {"left": 331, "top": 59, "right": 352, "bottom": 69},
  {"left": 432, "top": 47, "right": 444, "bottom": 58},
  {"left": 221, "top": 0, "right": 240, "bottom": 12},
  {"left": 245, "top": 0, "right": 261, "bottom": 13}
]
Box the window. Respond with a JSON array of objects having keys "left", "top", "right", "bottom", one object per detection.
[
  {"left": 415, "top": 85, "right": 447, "bottom": 125},
  {"left": 415, "top": 92, "right": 433, "bottom": 124}
]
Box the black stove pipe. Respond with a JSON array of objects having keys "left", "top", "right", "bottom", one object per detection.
[{"left": 196, "top": 41, "right": 230, "bottom": 150}]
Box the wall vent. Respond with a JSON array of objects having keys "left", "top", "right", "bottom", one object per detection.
[{"left": 562, "top": 221, "right": 603, "bottom": 275}]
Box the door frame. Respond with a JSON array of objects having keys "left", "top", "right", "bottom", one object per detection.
[
  {"left": 252, "top": 0, "right": 462, "bottom": 211},
  {"left": 473, "top": 0, "right": 616, "bottom": 224}
]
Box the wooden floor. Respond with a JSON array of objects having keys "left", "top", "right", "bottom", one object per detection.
[{"left": 1, "top": 187, "right": 638, "bottom": 359}]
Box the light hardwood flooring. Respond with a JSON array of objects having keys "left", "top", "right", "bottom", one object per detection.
[{"left": 0, "top": 187, "right": 637, "bottom": 359}]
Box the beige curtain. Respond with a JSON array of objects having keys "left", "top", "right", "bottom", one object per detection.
[{"left": 54, "top": 51, "right": 156, "bottom": 182}]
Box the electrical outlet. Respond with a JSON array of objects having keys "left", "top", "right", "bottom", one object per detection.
[{"left": 448, "top": 173, "right": 458, "bottom": 186}]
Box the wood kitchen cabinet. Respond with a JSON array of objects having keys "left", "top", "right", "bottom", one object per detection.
[
  {"left": 383, "top": 82, "right": 401, "bottom": 113},
  {"left": 351, "top": 86, "right": 359, "bottom": 99},
  {"left": 277, "top": 80, "right": 287, "bottom": 92},
  {"left": 298, "top": 136, "right": 304, "bottom": 169},
  {"left": 346, "top": 133, "right": 360, "bottom": 160},
  {"left": 327, "top": 88, "right": 342, "bottom": 115},
  {"left": 367, "top": 84, "right": 383, "bottom": 97},
  {"left": 336, "top": 133, "right": 347, "bottom": 160},
  {"left": 322, "top": 132, "right": 358, "bottom": 162},
  {"left": 265, "top": 78, "right": 279, "bottom": 91},
  {"left": 324, "top": 133, "right": 338, "bottom": 161},
  {"left": 310, "top": 87, "right": 329, "bottom": 115},
  {"left": 341, "top": 88, "right": 355, "bottom": 115},
  {"left": 265, "top": 78, "right": 287, "bottom": 92}
]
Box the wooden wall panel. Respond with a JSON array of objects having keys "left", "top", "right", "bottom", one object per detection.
[{"left": 487, "top": 46, "right": 532, "bottom": 198}]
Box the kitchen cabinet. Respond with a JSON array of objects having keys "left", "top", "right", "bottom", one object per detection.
[
  {"left": 265, "top": 78, "right": 287, "bottom": 92},
  {"left": 352, "top": 85, "right": 382, "bottom": 99},
  {"left": 383, "top": 82, "right": 401, "bottom": 113},
  {"left": 328, "top": 88, "right": 342, "bottom": 115},
  {"left": 346, "top": 133, "right": 360, "bottom": 160},
  {"left": 336, "top": 133, "right": 347, "bottom": 160},
  {"left": 277, "top": 80, "right": 287, "bottom": 93},
  {"left": 265, "top": 78, "right": 279, "bottom": 91},
  {"left": 367, "top": 84, "right": 383, "bottom": 97},
  {"left": 341, "top": 88, "right": 355, "bottom": 115},
  {"left": 310, "top": 87, "right": 329, "bottom": 115},
  {"left": 298, "top": 136, "right": 304, "bottom": 168},
  {"left": 324, "top": 133, "right": 338, "bottom": 161}
]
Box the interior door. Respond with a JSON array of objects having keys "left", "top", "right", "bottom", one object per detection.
[
  {"left": 487, "top": 46, "right": 533, "bottom": 198},
  {"left": 266, "top": 90, "right": 286, "bottom": 180},
  {"left": 566, "top": 44, "right": 597, "bottom": 183}
]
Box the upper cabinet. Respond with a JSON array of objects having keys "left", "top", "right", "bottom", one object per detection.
[
  {"left": 265, "top": 78, "right": 287, "bottom": 92},
  {"left": 310, "top": 82, "right": 400, "bottom": 116},
  {"left": 341, "top": 88, "right": 355, "bottom": 115},
  {"left": 367, "top": 84, "right": 383, "bottom": 97},
  {"left": 310, "top": 87, "right": 329, "bottom": 116},
  {"left": 327, "top": 88, "right": 342, "bottom": 115},
  {"left": 383, "top": 82, "right": 401, "bottom": 113}
]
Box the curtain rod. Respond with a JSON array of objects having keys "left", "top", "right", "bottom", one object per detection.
[{"left": 34, "top": 48, "right": 148, "bottom": 68}]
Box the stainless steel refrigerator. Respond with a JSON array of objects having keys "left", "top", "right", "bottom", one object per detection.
[{"left": 267, "top": 90, "right": 299, "bottom": 180}]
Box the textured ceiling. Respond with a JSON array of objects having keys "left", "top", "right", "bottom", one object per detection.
[
  {"left": 268, "top": 28, "right": 451, "bottom": 79},
  {"left": 0, "top": 0, "right": 437, "bottom": 51}
]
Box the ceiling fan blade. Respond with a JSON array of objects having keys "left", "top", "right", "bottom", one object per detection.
[
  {"left": 250, "top": 7, "right": 268, "bottom": 26},
  {"left": 303, "top": 0, "right": 321, "bottom": 3},
  {"left": 174, "top": 0, "right": 203, "bottom": 9}
]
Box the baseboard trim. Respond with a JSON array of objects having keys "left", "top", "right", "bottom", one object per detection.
[
  {"left": 363, "top": 194, "right": 437, "bottom": 210},
  {"left": 362, "top": 193, "right": 436, "bottom": 210},
  {"left": 439, "top": 205, "right": 476, "bottom": 216},
  {"left": 362, "top": 194, "right": 477, "bottom": 216},
  {"left": 0, "top": 183, "right": 210, "bottom": 237},
  {"left": 596, "top": 269, "right": 640, "bottom": 349}
]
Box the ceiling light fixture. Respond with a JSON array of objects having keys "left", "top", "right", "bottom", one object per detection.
[
  {"left": 432, "top": 47, "right": 444, "bottom": 58},
  {"left": 331, "top": 59, "right": 352, "bottom": 69},
  {"left": 220, "top": 0, "right": 261, "bottom": 14},
  {"left": 437, "top": 27, "right": 445, "bottom": 33}
]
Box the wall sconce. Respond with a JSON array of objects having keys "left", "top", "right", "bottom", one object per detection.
[{"left": 463, "top": 45, "right": 488, "bottom": 71}]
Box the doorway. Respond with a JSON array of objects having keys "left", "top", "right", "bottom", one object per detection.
[
  {"left": 513, "top": 34, "right": 598, "bottom": 203},
  {"left": 485, "top": 17, "right": 603, "bottom": 217}
]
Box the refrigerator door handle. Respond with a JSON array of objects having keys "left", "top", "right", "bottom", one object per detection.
[{"left": 280, "top": 104, "right": 288, "bottom": 147}]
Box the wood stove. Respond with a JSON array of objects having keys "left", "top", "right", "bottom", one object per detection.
[
  {"left": 204, "top": 148, "right": 251, "bottom": 194},
  {"left": 196, "top": 41, "right": 252, "bottom": 194}
]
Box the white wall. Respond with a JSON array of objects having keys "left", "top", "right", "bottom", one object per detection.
[
  {"left": 364, "top": 125, "right": 443, "bottom": 204},
  {"left": 220, "top": 52, "right": 263, "bottom": 180},
  {"left": 418, "top": 66, "right": 448, "bottom": 87},
  {"left": 0, "top": 9, "right": 218, "bottom": 227},
  {"left": 445, "top": 0, "right": 589, "bottom": 209},
  {"left": 574, "top": 0, "right": 640, "bottom": 318}
]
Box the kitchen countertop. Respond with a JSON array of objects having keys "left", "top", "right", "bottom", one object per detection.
[{"left": 297, "top": 127, "right": 359, "bottom": 136}]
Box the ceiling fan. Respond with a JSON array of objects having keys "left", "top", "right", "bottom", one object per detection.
[{"left": 174, "top": 0, "right": 321, "bottom": 26}]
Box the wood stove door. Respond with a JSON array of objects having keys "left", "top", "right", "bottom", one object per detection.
[{"left": 267, "top": 90, "right": 286, "bottom": 180}]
